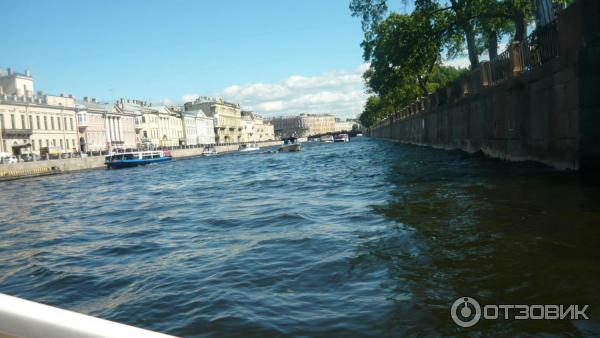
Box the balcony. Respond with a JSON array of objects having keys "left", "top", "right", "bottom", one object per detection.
[
  {"left": 2, "top": 128, "right": 33, "bottom": 138},
  {"left": 76, "top": 112, "right": 88, "bottom": 131}
]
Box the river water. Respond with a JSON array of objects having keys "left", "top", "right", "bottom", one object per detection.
[{"left": 1, "top": 138, "right": 599, "bottom": 337}]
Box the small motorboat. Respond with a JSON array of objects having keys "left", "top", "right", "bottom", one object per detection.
[
  {"left": 356, "top": 133, "right": 363, "bottom": 137},
  {"left": 239, "top": 143, "right": 260, "bottom": 152},
  {"left": 334, "top": 133, "right": 349, "bottom": 142},
  {"left": 202, "top": 146, "right": 218, "bottom": 156},
  {"left": 320, "top": 135, "right": 334, "bottom": 143},
  {"left": 279, "top": 137, "right": 302, "bottom": 152},
  {"left": 105, "top": 150, "right": 172, "bottom": 169},
  {"left": 279, "top": 144, "right": 301, "bottom": 152}
]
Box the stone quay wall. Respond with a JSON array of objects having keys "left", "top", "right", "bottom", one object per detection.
[
  {"left": 369, "top": 0, "right": 600, "bottom": 170},
  {"left": 0, "top": 140, "right": 283, "bottom": 179}
]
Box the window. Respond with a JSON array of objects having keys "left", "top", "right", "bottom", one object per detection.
[
  {"left": 70, "top": 118, "right": 73, "bottom": 130},
  {"left": 11, "top": 114, "right": 15, "bottom": 129},
  {"left": 32, "top": 140, "right": 36, "bottom": 150},
  {"left": 0, "top": 114, "right": 3, "bottom": 129},
  {"left": 57, "top": 117, "right": 61, "bottom": 130},
  {"left": 64, "top": 117, "right": 67, "bottom": 130},
  {"left": 21, "top": 115, "right": 26, "bottom": 129},
  {"left": 60, "top": 139, "right": 63, "bottom": 149},
  {"left": 39, "top": 140, "right": 42, "bottom": 149},
  {"left": 50, "top": 117, "right": 55, "bottom": 130},
  {"left": 44, "top": 116, "right": 48, "bottom": 130},
  {"left": 29, "top": 116, "right": 33, "bottom": 130},
  {"left": 46, "top": 139, "right": 49, "bottom": 146},
  {"left": 36, "top": 116, "right": 40, "bottom": 129},
  {"left": 52, "top": 139, "right": 56, "bottom": 146}
]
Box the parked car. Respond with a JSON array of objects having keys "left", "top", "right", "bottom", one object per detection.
[
  {"left": 21, "top": 154, "right": 40, "bottom": 162},
  {"left": 0, "top": 155, "right": 18, "bottom": 164}
]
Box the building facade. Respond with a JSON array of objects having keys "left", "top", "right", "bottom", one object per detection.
[
  {"left": 0, "top": 69, "right": 79, "bottom": 157},
  {"left": 134, "top": 102, "right": 183, "bottom": 147},
  {"left": 76, "top": 97, "right": 139, "bottom": 152},
  {"left": 268, "top": 114, "right": 336, "bottom": 138},
  {"left": 181, "top": 105, "right": 216, "bottom": 146},
  {"left": 184, "top": 97, "right": 243, "bottom": 144},
  {"left": 241, "top": 111, "right": 275, "bottom": 142},
  {"left": 334, "top": 119, "right": 356, "bottom": 132}
]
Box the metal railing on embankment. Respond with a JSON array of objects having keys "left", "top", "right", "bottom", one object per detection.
[{"left": 371, "top": 19, "right": 561, "bottom": 132}]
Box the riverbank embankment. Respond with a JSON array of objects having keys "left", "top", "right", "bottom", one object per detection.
[
  {"left": 0, "top": 141, "right": 283, "bottom": 180},
  {"left": 368, "top": 0, "right": 599, "bottom": 170}
]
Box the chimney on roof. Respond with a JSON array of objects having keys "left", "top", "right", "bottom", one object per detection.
[
  {"left": 92, "top": 98, "right": 97, "bottom": 103},
  {"left": 7, "top": 68, "right": 11, "bottom": 76},
  {"left": 60, "top": 93, "right": 64, "bottom": 97},
  {"left": 68, "top": 94, "right": 73, "bottom": 98},
  {"left": 83, "top": 96, "right": 89, "bottom": 102}
]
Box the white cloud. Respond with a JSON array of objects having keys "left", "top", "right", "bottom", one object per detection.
[
  {"left": 214, "top": 64, "right": 370, "bottom": 119},
  {"left": 443, "top": 56, "right": 470, "bottom": 69},
  {"left": 181, "top": 93, "right": 200, "bottom": 103}
]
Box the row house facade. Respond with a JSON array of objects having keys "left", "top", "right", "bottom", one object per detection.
[
  {"left": 0, "top": 69, "right": 80, "bottom": 156},
  {"left": 179, "top": 107, "right": 216, "bottom": 146},
  {"left": 241, "top": 111, "right": 275, "bottom": 142},
  {"left": 267, "top": 114, "right": 336, "bottom": 138},
  {"left": 0, "top": 93, "right": 79, "bottom": 156},
  {"left": 131, "top": 101, "right": 184, "bottom": 147},
  {"left": 77, "top": 97, "right": 139, "bottom": 152},
  {"left": 184, "top": 97, "right": 244, "bottom": 144}
]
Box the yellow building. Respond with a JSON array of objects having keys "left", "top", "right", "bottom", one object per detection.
[
  {"left": 241, "top": 111, "right": 275, "bottom": 142},
  {"left": 131, "top": 100, "right": 183, "bottom": 147},
  {"left": 184, "top": 97, "right": 243, "bottom": 144},
  {"left": 0, "top": 94, "right": 79, "bottom": 157}
]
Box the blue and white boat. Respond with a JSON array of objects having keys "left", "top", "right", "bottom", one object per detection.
[{"left": 105, "top": 150, "right": 172, "bottom": 169}]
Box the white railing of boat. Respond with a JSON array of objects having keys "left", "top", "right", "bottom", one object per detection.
[{"left": 0, "top": 293, "right": 178, "bottom": 338}]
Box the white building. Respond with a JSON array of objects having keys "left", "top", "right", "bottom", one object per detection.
[{"left": 76, "top": 97, "right": 140, "bottom": 152}]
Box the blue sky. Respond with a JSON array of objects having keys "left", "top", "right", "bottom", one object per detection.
[{"left": 2, "top": 0, "right": 373, "bottom": 118}]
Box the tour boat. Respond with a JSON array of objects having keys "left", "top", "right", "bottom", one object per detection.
[
  {"left": 334, "top": 134, "right": 350, "bottom": 142},
  {"left": 105, "top": 150, "right": 172, "bottom": 169},
  {"left": 239, "top": 143, "right": 260, "bottom": 152},
  {"left": 202, "top": 146, "right": 218, "bottom": 156},
  {"left": 320, "top": 135, "right": 334, "bottom": 143},
  {"left": 279, "top": 138, "right": 302, "bottom": 152}
]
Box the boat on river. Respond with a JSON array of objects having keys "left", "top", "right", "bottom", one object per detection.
[
  {"left": 202, "top": 146, "right": 218, "bottom": 156},
  {"left": 239, "top": 143, "right": 260, "bottom": 152},
  {"left": 320, "top": 135, "right": 334, "bottom": 143},
  {"left": 105, "top": 150, "right": 172, "bottom": 169},
  {"left": 279, "top": 137, "right": 302, "bottom": 152},
  {"left": 334, "top": 133, "right": 350, "bottom": 142}
]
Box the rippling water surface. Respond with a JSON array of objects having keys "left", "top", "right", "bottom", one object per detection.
[{"left": 1, "top": 138, "right": 600, "bottom": 337}]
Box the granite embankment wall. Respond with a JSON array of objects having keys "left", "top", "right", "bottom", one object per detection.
[
  {"left": 0, "top": 141, "right": 283, "bottom": 179},
  {"left": 369, "top": 0, "right": 600, "bottom": 170}
]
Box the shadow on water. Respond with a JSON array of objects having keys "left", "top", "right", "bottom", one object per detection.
[{"left": 357, "top": 142, "right": 600, "bottom": 336}]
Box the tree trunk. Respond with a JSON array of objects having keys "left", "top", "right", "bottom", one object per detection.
[
  {"left": 514, "top": 10, "right": 527, "bottom": 42},
  {"left": 487, "top": 31, "right": 498, "bottom": 59},
  {"left": 465, "top": 21, "right": 479, "bottom": 69},
  {"left": 449, "top": 0, "right": 479, "bottom": 69}
]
